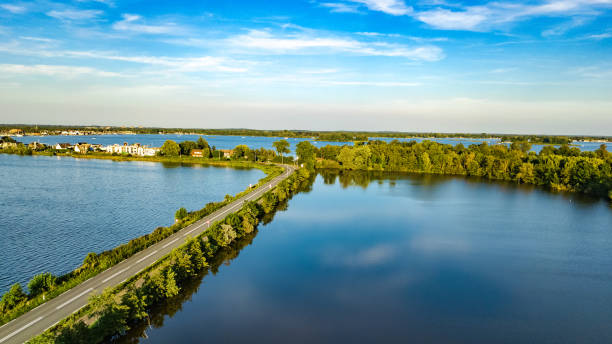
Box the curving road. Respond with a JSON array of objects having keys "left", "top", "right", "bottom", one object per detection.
[{"left": 0, "top": 165, "right": 294, "bottom": 344}]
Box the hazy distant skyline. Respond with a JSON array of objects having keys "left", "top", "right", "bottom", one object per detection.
[{"left": 0, "top": 0, "right": 611, "bottom": 134}]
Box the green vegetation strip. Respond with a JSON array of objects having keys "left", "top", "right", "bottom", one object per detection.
[
  {"left": 290, "top": 140, "right": 612, "bottom": 199},
  {"left": 0, "top": 160, "right": 283, "bottom": 326},
  {"left": 27, "top": 168, "right": 311, "bottom": 344}
]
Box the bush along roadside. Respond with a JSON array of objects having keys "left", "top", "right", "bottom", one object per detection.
[
  {"left": 0, "top": 163, "right": 283, "bottom": 327},
  {"left": 27, "top": 167, "right": 312, "bottom": 344}
]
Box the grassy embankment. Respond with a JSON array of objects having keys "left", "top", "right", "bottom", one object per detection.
[
  {"left": 0, "top": 154, "right": 283, "bottom": 327},
  {"left": 27, "top": 168, "right": 312, "bottom": 344}
]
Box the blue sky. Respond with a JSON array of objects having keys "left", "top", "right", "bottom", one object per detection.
[{"left": 0, "top": 0, "right": 611, "bottom": 134}]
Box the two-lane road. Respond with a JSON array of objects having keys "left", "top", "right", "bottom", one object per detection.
[{"left": 0, "top": 165, "right": 294, "bottom": 344}]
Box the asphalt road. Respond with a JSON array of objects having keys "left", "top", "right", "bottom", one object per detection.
[{"left": 0, "top": 165, "right": 294, "bottom": 344}]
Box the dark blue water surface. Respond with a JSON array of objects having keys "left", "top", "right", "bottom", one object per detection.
[
  {"left": 13, "top": 134, "right": 609, "bottom": 154},
  {"left": 0, "top": 154, "right": 264, "bottom": 294},
  {"left": 121, "top": 171, "right": 612, "bottom": 344}
]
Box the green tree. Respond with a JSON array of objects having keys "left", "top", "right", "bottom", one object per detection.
[
  {"left": 273, "top": 139, "right": 290, "bottom": 164},
  {"left": 28, "top": 273, "right": 56, "bottom": 297},
  {"left": 55, "top": 321, "right": 91, "bottom": 344},
  {"left": 83, "top": 252, "right": 99, "bottom": 270},
  {"left": 510, "top": 141, "right": 532, "bottom": 153},
  {"left": 196, "top": 136, "right": 210, "bottom": 150},
  {"left": 164, "top": 269, "right": 180, "bottom": 298},
  {"left": 1, "top": 283, "right": 27, "bottom": 311},
  {"left": 232, "top": 145, "right": 250, "bottom": 159},
  {"left": 120, "top": 289, "right": 148, "bottom": 321},
  {"left": 216, "top": 224, "right": 237, "bottom": 246},
  {"left": 179, "top": 141, "right": 198, "bottom": 155},
  {"left": 88, "top": 288, "right": 130, "bottom": 337},
  {"left": 296, "top": 141, "right": 315, "bottom": 168},
  {"left": 160, "top": 140, "right": 181, "bottom": 156},
  {"left": 337, "top": 146, "right": 356, "bottom": 169},
  {"left": 420, "top": 152, "right": 432, "bottom": 172},
  {"left": 353, "top": 145, "right": 371, "bottom": 170},
  {"left": 516, "top": 162, "right": 535, "bottom": 184},
  {"left": 595, "top": 144, "right": 610, "bottom": 160},
  {"left": 175, "top": 207, "right": 188, "bottom": 221}
]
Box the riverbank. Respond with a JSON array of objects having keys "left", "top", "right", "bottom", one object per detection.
[
  {"left": 1, "top": 149, "right": 284, "bottom": 171},
  {"left": 25, "top": 168, "right": 311, "bottom": 344},
  {"left": 0, "top": 156, "right": 283, "bottom": 328}
]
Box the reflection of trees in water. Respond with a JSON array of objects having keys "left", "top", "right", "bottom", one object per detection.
[
  {"left": 159, "top": 161, "right": 249, "bottom": 170},
  {"left": 318, "top": 170, "right": 602, "bottom": 206},
  {"left": 461, "top": 174, "right": 602, "bottom": 206},
  {"left": 113, "top": 232, "right": 258, "bottom": 344},
  {"left": 319, "top": 169, "right": 451, "bottom": 190}
]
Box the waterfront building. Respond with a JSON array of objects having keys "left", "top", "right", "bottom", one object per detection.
[
  {"left": 191, "top": 149, "right": 204, "bottom": 158},
  {"left": 104, "top": 143, "right": 160, "bottom": 156},
  {"left": 55, "top": 143, "right": 72, "bottom": 150},
  {"left": 74, "top": 143, "right": 91, "bottom": 154},
  {"left": 27, "top": 142, "right": 46, "bottom": 150},
  {"left": 219, "top": 149, "right": 234, "bottom": 158}
]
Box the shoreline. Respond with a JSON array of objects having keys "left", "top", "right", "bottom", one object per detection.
[{"left": 0, "top": 155, "right": 284, "bottom": 328}]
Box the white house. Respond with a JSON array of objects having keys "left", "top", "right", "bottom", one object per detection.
[
  {"left": 104, "top": 143, "right": 159, "bottom": 156},
  {"left": 55, "top": 143, "right": 72, "bottom": 150},
  {"left": 74, "top": 143, "right": 91, "bottom": 154}
]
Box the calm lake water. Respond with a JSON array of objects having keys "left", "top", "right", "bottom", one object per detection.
[
  {"left": 13, "top": 134, "right": 608, "bottom": 154},
  {"left": 117, "top": 170, "right": 612, "bottom": 344},
  {"left": 0, "top": 154, "right": 264, "bottom": 294}
]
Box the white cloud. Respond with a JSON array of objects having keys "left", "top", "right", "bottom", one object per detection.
[
  {"left": 67, "top": 51, "right": 248, "bottom": 72},
  {"left": 19, "top": 36, "right": 57, "bottom": 43},
  {"left": 584, "top": 32, "right": 612, "bottom": 39},
  {"left": 490, "top": 67, "right": 517, "bottom": 74},
  {"left": 0, "top": 41, "right": 249, "bottom": 73},
  {"left": 416, "top": 7, "right": 489, "bottom": 30},
  {"left": 542, "top": 17, "right": 588, "bottom": 36},
  {"left": 320, "top": 2, "right": 361, "bottom": 13},
  {"left": 46, "top": 9, "right": 103, "bottom": 21},
  {"left": 0, "top": 64, "right": 120, "bottom": 78},
  {"left": 112, "top": 14, "right": 181, "bottom": 35},
  {"left": 349, "top": 0, "right": 412, "bottom": 15},
  {"left": 571, "top": 66, "right": 612, "bottom": 79},
  {"left": 413, "top": 0, "right": 612, "bottom": 31},
  {"left": 320, "top": 244, "right": 399, "bottom": 268},
  {"left": 354, "top": 43, "right": 444, "bottom": 60},
  {"left": 0, "top": 4, "right": 27, "bottom": 14},
  {"left": 356, "top": 31, "right": 449, "bottom": 42},
  {"left": 229, "top": 29, "right": 359, "bottom": 51},
  {"left": 327, "top": 80, "right": 421, "bottom": 86},
  {"left": 299, "top": 68, "right": 339, "bottom": 74},
  {"left": 76, "top": 0, "right": 115, "bottom": 6},
  {"left": 228, "top": 30, "right": 444, "bottom": 61}
]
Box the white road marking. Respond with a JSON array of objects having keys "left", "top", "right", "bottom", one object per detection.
[
  {"left": 0, "top": 316, "right": 44, "bottom": 343},
  {"left": 183, "top": 227, "right": 197, "bottom": 236},
  {"left": 55, "top": 288, "right": 93, "bottom": 310},
  {"left": 162, "top": 238, "right": 179, "bottom": 248},
  {"left": 102, "top": 268, "right": 128, "bottom": 283},
  {"left": 136, "top": 250, "right": 158, "bottom": 263}
]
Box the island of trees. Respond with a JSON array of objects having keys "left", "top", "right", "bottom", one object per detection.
[{"left": 292, "top": 140, "right": 612, "bottom": 199}]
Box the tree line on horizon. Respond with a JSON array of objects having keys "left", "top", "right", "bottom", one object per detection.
[{"left": 1, "top": 125, "right": 610, "bottom": 143}]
